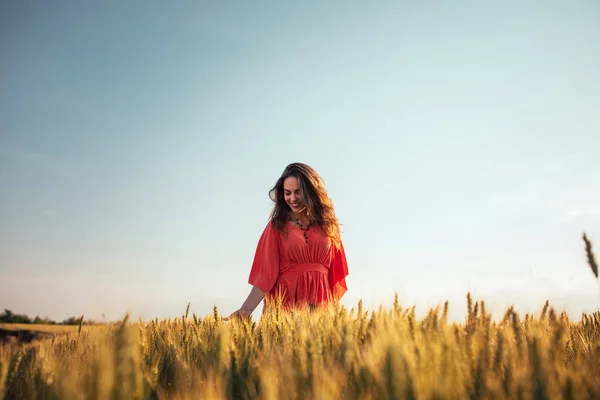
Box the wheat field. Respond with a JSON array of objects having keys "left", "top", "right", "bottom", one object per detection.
[
  {"left": 1, "top": 235, "right": 599, "bottom": 400},
  {"left": 0, "top": 294, "right": 599, "bottom": 400}
]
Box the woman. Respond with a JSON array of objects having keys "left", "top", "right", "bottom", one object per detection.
[{"left": 226, "top": 162, "right": 349, "bottom": 320}]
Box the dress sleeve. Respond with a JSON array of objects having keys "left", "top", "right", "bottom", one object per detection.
[
  {"left": 329, "top": 241, "right": 349, "bottom": 301},
  {"left": 248, "top": 221, "right": 281, "bottom": 294}
]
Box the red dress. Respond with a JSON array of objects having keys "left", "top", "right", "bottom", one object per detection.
[{"left": 248, "top": 220, "right": 349, "bottom": 310}]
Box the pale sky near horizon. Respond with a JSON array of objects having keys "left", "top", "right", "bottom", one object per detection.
[{"left": 1, "top": 1, "right": 599, "bottom": 323}]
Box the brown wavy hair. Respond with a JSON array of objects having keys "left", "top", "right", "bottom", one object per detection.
[{"left": 268, "top": 163, "right": 342, "bottom": 248}]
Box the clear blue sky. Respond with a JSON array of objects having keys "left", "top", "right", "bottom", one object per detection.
[{"left": 1, "top": 1, "right": 599, "bottom": 322}]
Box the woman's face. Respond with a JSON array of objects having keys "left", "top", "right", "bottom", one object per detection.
[{"left": 283, "top": 176, "right": 305, "bottom": 213}]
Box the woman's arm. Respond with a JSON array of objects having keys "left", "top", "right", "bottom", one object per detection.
[
  {"left": 226, "top": 222, "right": 279, "bottom": 321},
  {"left": 225, "top": 286, "right": 265, "bottom": 320}
]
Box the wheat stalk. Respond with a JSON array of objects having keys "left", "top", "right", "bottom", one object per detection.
[
  {"left": 583, "top": 233, "right": 599, "bottom": 278},
  {"left": 583, "top": 233, "right": 600, "bottom": 300}
]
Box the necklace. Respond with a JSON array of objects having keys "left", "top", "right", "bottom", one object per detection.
[{"left": 288, "top": 216, "right": 311, "bottom": 243}]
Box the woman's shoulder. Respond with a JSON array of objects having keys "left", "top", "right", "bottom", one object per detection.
[{"left": 262, "top": 218, "right": 285, "bottom": 235}]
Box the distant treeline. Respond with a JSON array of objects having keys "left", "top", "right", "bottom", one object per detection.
[{"left": 0, "top": 309, "right": 95, "bottom": 325}]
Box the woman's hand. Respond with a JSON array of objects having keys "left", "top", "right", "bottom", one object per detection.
[
  {"left": 224, "top": 308, "right": 251, "bottom": 322},
  {"left": 223, "top": 286, "right": 265, "bottom": 322}
]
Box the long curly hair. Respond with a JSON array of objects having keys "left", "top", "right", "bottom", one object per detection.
[{"left": 268, "top": 163, "right": 342, "bottom": 248}]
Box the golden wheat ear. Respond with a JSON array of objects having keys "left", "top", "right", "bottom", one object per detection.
[{"left": 583, "top": 233, "right": 599, "bottom": 279}]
